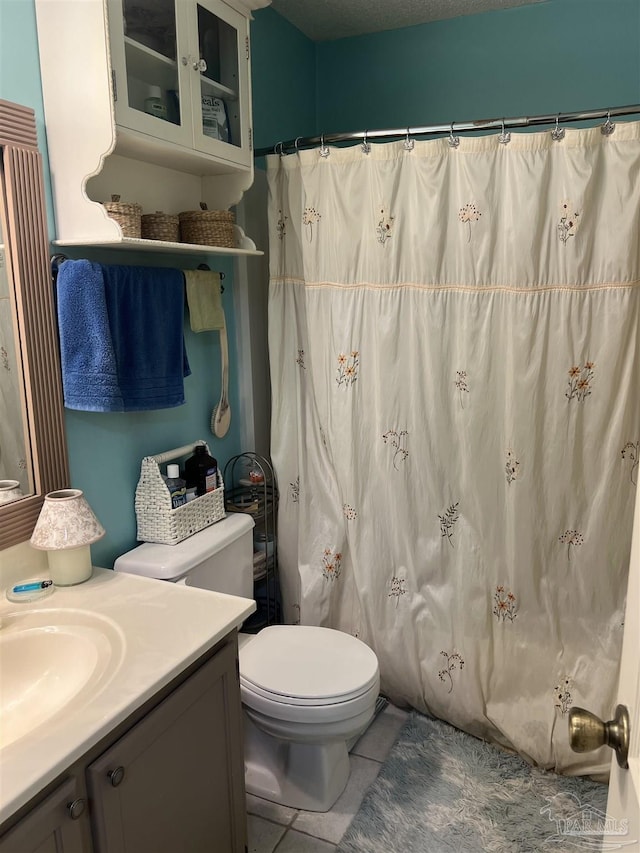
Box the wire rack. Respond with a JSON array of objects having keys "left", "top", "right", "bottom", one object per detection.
[{"left": 223, "top": 453, "right": 281, "bottom": 630}]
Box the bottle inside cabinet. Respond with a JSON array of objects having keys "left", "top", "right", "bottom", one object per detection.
[{"left": 223, "top": 453, "right": 281, "bottom": 631}]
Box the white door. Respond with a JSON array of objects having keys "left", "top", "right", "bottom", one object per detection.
[{"left": 603, "top": 476, "right": 639, "bottom": 850}]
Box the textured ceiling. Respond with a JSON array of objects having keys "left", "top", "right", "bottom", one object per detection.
[{"left": 269, "top": 0, "right": 548, "bottom": 41}]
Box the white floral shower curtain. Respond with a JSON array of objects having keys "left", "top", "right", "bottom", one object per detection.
[{"left": 266, "top": 121, "right": 640, "bottom": 775}]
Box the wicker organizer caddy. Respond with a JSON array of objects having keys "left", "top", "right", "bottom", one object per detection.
[{"left": 135, "top": 441, "right": 225, "bottom": 545}]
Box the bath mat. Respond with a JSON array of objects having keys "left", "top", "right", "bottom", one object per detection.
[{"left": 338, "top": 712, "right": 610, "bottom": 853}]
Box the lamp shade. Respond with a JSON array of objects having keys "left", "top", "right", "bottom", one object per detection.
[{"left": 30, "top": 489, "right": 105, "bottom": 550}]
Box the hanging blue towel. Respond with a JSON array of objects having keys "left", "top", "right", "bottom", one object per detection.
[{"left": 56, "top": 260, "right": 191, "bottom": 412}]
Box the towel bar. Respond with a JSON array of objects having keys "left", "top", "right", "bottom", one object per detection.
[
  {"left": 50, "top": 255, "right": 225, "bottom": 294},
  {"left": 196, "top": 262, "right": 225, "bottom": 293}
]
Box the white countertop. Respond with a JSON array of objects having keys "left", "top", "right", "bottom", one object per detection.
[{"left": 0, "top": 568, "right": 255, "bottom": 824}]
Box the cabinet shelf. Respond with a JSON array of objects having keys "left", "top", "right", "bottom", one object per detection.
[
  {"left": 123, "top": 38, "right": 238, "bottom": 102},
  {"left": 124, "top": 37, "right": 178, "bottom": 91},
  {"left": 200, "top": 75, "right": 237, "bottom": 101}
]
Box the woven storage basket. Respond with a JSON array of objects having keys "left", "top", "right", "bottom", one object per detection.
[
  {"left": 179, "top": 204, "right": 235, "bottom": 248},
  {"left": 141, "top": 211, "right": 180, "bottom": 242},
  {"left": 135, "top": 441, "right": 225, "bottom": 545},
  {"left": 103, "top": 194, "right": 142, "bottom": 238}
]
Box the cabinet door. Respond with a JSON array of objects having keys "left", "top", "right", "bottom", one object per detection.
[
  {"left": 87, "top": 639, "right": 247, "bottom": 853},
  {"left": 0, "top": 777, "right": 90, "bottom": 853},
  {"left": 186, "top": 0, "right": 252, "bottom": 167},
  {"left": 107, "top": 0, "right": 194, "bottom": 149}
]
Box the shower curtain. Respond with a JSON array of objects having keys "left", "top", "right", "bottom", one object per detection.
[{"left": 266, "top": 121, "right": 640, "bottom": 775}]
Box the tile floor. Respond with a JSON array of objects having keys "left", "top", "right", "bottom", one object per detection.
[{"left": 246, "top": 702, "right": 409, "bottom": 853}]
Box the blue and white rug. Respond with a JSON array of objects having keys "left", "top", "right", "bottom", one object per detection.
[{"left": 338, "top": 712, "right": 609, "bottom": 853}]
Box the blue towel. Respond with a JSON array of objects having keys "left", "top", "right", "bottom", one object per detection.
[{"left": 56, "top": 260, "right": 190, "bottom": 412}]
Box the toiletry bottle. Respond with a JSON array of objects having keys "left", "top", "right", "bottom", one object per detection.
[
  {"left": 165, "top": 464, "right": 187, "bottom": 508},
  {"left": 185, "top": 444, "right": 218, "bottom": 496},
  {"left": 144, "top": 86, "right": 167, "bottom": 121}
]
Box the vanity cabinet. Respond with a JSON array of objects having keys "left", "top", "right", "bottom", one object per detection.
[
  {"left": 0, "top": 634, "right": 247, "bottom": 853},
  {"left": 33, "top": 0, "right": 270, "bottom": 254},
  {"left": 88, "top": 638, "right": 245, "bottom": 853},
  {"left": 0, "top": 776, "right": 91, "bottom": 853}
]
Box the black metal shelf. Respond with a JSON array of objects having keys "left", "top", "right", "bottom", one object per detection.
[{"left": 223, "top": 453, "right": 281, "bottom": 629}]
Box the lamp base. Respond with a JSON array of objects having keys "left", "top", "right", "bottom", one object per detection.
[{"left": 47, "top": 545, "right": 93, "bottom": 586}]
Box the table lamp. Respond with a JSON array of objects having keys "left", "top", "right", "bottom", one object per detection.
[{"left": 30, "top": 489, "right": 105, "bottom": 585}]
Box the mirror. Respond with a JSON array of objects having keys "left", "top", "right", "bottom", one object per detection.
[
  {"left": 0, "top": 168, "right": 33, "bottom": 502},
  {"left": 0, "top": 99, "right": 69, "bottom": 549}
]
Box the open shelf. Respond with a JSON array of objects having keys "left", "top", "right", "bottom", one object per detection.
[
  {"left": 224, "top": 453, "right": 281, "bottom": 628},
  {"left": 52, "top": 222, "right": 262, "bottom": 257},
  {"left": 51, "top": 235, "right": 263, "bottom": 257}
]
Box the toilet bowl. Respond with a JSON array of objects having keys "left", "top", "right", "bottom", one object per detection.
[
  {"left": 239, "top": 625, "right": 379, "bottom": 811},
  {"left": 113, "top": 513, "right": 380, "bottom": 812}
]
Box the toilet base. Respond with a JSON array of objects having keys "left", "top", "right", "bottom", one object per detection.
[{"left": 243, "top": 710, "right": 350, "bottom": 812}]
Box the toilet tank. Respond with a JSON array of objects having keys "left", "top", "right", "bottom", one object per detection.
[{"left": 113, "top": 513, "right": 255, "bottom": 599}]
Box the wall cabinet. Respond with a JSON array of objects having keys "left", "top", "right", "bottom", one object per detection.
[
  {"left": 34, "top": 0, "right": 270, "bottom": 256},
  {"left": 109, "top": 0, "right": 251, "bottom": 169},
  {"left": 0, "top": 634, "right": 247, "bottom": 853}
]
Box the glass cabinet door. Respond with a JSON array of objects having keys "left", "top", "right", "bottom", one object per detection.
[
  {"left": 190, "top": 0, "right": 250, "bottom": 165},
  {"left": 109, "top": 0, "right": 192, "bottom": 147},
  {"left": 108, "top": 0, "right": 250, "bottom": 167}
]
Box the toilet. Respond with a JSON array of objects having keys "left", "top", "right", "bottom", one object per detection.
[{"left": 113, "top": 513, "right": 380, "bottom": 812}]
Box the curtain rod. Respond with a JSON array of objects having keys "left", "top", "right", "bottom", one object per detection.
[{"left": 254, "top": 103, "right": 640, "bottom": 157}]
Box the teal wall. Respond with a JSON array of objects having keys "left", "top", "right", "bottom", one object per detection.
[
  {"left": 250, "top": 8, "right": 316, "bottom": 151},
  {"left": 250, "top": 0, "right": 640, "bottom": 148},
  {"left": 2, "top": 0, "right": 639, "bottom": 566},
  {"left": 314, "top": 0, "right": 640, "bottom": 133},
  {"left": 0, "top": 0, "right": 244, "bottom": 567}
]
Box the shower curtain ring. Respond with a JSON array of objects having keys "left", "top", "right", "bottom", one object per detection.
[
  {"left": 361, "top": 130, "right": 371, "bottom": 155},
  {"left": 551, "top": 113, "right": 565, "bottom": 141},
  {"left": 403, "top": 127, "right": 415, "bottom": 151},
  {"left": 601, "top": 109, "right": 616, "bottom": 136},
  {"left": 294, "top": 136, "right": 302, "bottom": 152},
  {"left": 448, "top": 121, "right": 460, "bottom": 148},
  {"left": 319, "top": 133, "right": 330, "bottom": 158},
  {"left": 498, "top": 118, "right": 511, "bottom": 145}
]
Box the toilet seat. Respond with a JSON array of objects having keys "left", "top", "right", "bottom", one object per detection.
[{"left": 239, "top": 625, "right": 379, "bottom": 708}]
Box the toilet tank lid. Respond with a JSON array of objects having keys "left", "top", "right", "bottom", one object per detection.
[{"left": 113, "top": 512, "right": 255, "bottom": 580}]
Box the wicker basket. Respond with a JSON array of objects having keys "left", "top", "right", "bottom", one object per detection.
[
  {"left": 103, "top": 194, "right": 142, "bottom": 238},
  {"left": 141, "top": 211, "right": 180, "bottom": 242},
  {"left": 179, "top": 204, "right": 235, "bottom": 248},
  {"left": 135, "top": 441, "right": 225, "bottom": 545}
]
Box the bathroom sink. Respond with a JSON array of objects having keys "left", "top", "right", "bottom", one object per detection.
[{"left": 0, "top": 608, "right": 125, "bottom": 749}]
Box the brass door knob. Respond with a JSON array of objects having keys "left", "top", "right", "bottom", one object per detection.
[{"left": 568, "top": 704, "right": 629, "bottom": 769}]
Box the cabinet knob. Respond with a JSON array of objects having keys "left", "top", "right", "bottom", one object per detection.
[
  {"left": 193, "top": 58, "right": 207, "bottom": 73},
  {"left": 67, "top": 798, "right": 86, "bottom": 820},
  {"left": 108, "top": 766, "right": 126, "bottom": 787}
]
